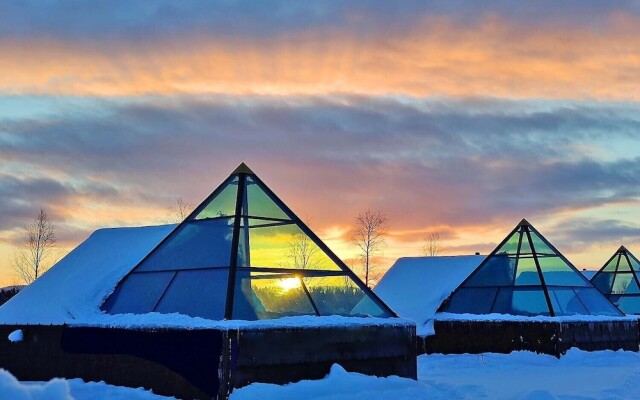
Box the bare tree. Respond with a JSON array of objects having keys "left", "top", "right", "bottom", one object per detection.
[
  {"left": 353, "top": 210, "right": 388, "bottom": 287},
  {"left": 11, "top": 208, "right": 56, "bottom": 284},
  {"left": 287, "top": 232, "right": 321, "bottom": 270},
  {"left": 158, "top": 197, "right": 195, "bottom": 224},
  {"left": 423, "top": 232, "right": 445, "bottom": 256}
]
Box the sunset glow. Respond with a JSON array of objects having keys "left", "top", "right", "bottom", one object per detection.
[{"left": 1, "top": 2, "right": 640, "bottom": 286}]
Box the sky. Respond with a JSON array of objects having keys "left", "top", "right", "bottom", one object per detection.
[{"left": 1, "top": 1, "right": 640, "bottom": 286}]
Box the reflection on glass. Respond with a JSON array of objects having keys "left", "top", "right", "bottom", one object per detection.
[
  {"left": 442, "top": 222, "right": 624, "bottom": 317},
  {"left": 244, "top": 177, "right": 289, "bottom": 219},
  {"left": 233, "top": 271, "right": 316, "bottom": 320},
  {"left": 137, "top": 219, "right": 234, "bottom": 271},
  {"left": 248, "top": 224, "right": 341, "bottom": 271},
  {"left": 194, "top": 177, "right": 238, "bottom": 219}
]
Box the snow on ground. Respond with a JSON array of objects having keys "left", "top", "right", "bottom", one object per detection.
[
  {"left": 0, "top": 369, "right": 72, "bottom": 400},
  {"left": 4, "top": 349, "right": 640, "bottom": 399},
  {"left": 63, "top": 379, "right": 174, "bottom": 400},
  {"left": 232, "top": 349, "right": 640, "bottom": 400},
  {"left": 1, "top": 369, "right": 174, "bottom": 400}
]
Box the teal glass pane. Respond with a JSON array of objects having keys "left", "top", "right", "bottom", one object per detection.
[
  {"left": 137, "top": 219, "right": 234, "bottom": 272},
  {"left": 548, "top": 288, "right": 588, "bottom": 316},
  {"left": 514, "top": 258, "right": 541, "bottom": 285},
  {"left": 464, "top": 255, "right": 515, "bottom": 287},
  {"left": 575, "top": 288, "right": 623, "bottom": 316},
  {"left": 518, "top": 232, "right": 533, "bottom": 256},
  {"left": 616, "top": 255, "right": 633, "bottom": 273},
  {"left": 528, "top": 230, "right": 555, "bottom": 256},
  {"left": 592, "top": 273, "right": 615, "bottom": 294},
  {"left": 443, "top": 287, "right": 497, "bottom": 314},
  {"left": 304, "top": 276, "right": 390, "bottom": 317},
  {"left": 194, "top": 176, "right": 238, "bottom": 219},
  {"left": 497, "top": 230, "right": 522, "bottom": 255},
  {"left": 538, "top": 256, "right": 589, "bottom": 287},
  {"left": 602, "top": 255, "right": 621, "bottom": 272},
  {"left": 611, "top": 273, "right": 640, "bottom": 295},
  {"left": 106, "top": 271, "right": 175, "bottom": 315},
  {"left": 492, "top": 288, "right": 551, "bottom": 316},
  {"left": 244, "top": 177, "right": 290, "bottom": 220},
  {"left": 155, "top": 269, "right": 228, "bottom": 320}
]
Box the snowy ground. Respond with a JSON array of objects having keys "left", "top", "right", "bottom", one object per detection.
[
  {"left": 7, "top": 349, "right": 640, "bottom": 399},
  {"left": 233, "top": 349, "right": 640, "bottom": 400},
  {"left": 1, "top": 369, "right": 173, "bottom": 400}
]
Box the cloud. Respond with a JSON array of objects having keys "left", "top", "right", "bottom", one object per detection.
[
  {"left": 1, "top": 95, "right": 639, "bottom": 238},
  {"left": 547, "top": 218, "right": 640, "bottom": 251},
  {"left": 1, "top": 9, "right": 640, "bottom": 99}
]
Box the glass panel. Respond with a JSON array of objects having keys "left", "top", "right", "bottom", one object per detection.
[
  {"left": 601, "top": 255, "right": 621, "bottom": 272},
  {"left": 194, "top": 177, "right": 238, "bottom": 219},
  {"left": 237, "top": 225, "right": 250, "bottom": 267},
  {"left": 518, "top": 232, "right": 532, "bottom": 256},
  {"left": 575, "top": 288, "right": 623, "bottom": 316},
  {"left": 232, "top": 271, "right": 317, "bottom": 320},
  {"left": 304, "top": 276, "right": 390, "bottom": 317},
  {"left": 611, "top": 273, "right": 640, "bottom": 295},
  {"left": 245, "top": 177, "right": 290, "bottom": 220},
  {"left": 528, "top": 230, "right": 555, "bottom": 256},
  {"left": 443, "top": 287, "right": 497, "bottom": 314},
  {"left": 492, "top": 288, "right": 551, "bottom": 316},
  {"left": 548, "top": 288, "right": 588, "bottom": 316},
  {"left": 465, "top": 255, "right": 514, "bottom": 287},
  {"left": 616, "top": 296, "right": 640, "bottom": 314},
  {"left": 628, "top": 254, "right": 640, "bottom": 272},
  {"left": 616, "top": 255, "right": 633, "bottom": 273},
  {"left": 514, "top": 258, "right": 541, "bottom": 285},
  {"left": 106, "top": 271, "right": 175, "bottom": 314},
  {"left": 592, "top": 272, "right": 615, "bottom": 294},
  {"left": 538, "top": 257, "right": 589, "bottom": 287},
  {"left": 497, "top": 230, "right": 522, "bottom": 255},
  {"left": 155, "top": 269, "right": 228, "bottom": 320},
  {"left": 136, "top": 219, "right": 234, "bottom": 271},
  {"left": 247, "top": 224, "right": 341, "bottom": 271}
]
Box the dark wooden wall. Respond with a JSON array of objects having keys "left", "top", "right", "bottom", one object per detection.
[
  {"left": 418, "top": 319, "right": 639, "bottom": 357},
  {"left": 0, "top": 322, "right": 417, "bottom": 399}
]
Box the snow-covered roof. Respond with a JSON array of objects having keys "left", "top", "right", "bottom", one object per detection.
[
  {"left": 374, "top": 255, "right": 484, "bottom": 335},
  {"left": 0, "top": 224, "right": 176, "bottom": 325}
]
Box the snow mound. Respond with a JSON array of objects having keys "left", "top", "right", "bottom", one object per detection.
[
  {"left": 374, "top": 256, "right": 483, "bottom": 335},
  {"left": 231, "top": 364, "right": 433, "bottom": 400},
  {"left": 0, "top": 369, "right": 73, "bottom": 400}
]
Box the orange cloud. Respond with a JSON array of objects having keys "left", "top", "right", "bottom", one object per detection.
[{"left": 2, "top": 15, "right": 640, "bottom": 99}]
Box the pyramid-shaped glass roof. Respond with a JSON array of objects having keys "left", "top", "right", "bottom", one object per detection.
[
  {"left": 102, "top": 163, "right": 394, "bottom": 321},
  {"left": 591, "top": 246, "right": 640, "bottom": 314},
  {"left": 438, "top": 219, "right": 622, "bottom": 317}
]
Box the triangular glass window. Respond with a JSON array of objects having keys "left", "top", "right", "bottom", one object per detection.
[
  {"left": 101, "top": 163, "right": 394, "bottom": 321},
  {"left": 439, "top": 220, "right": 623, "bottom": 317},
  {"left": 194, "top": 176, "right": 238, "bottom": 220},
  {"left": 591, "top": 247, "right": 640, "bottom": 314}
]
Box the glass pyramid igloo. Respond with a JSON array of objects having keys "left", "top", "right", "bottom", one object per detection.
[
  {"left": 438, "top": 219, "right": 622, "bottom": 317},
  {"left": 591, "top": 246, "right": 640, "bottom": 314},
  {"left": 102, "top": 163, "right": 394, "bottom": 321}
]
